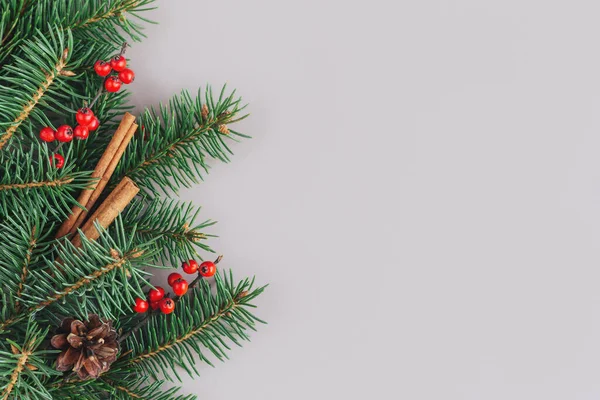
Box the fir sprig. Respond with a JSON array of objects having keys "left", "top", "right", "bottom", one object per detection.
[
  {"left": 0, "top": 208, "right": 53, "bottom": 319},
  {"left": 112, "top": 87, "right": 249, "bottom": 195},
  {"left": 0, "top": 0, "right": 156, "bottom": 65},
  {"left": 0, "top": 317, "right": 60, "bottom": 400},
  {"left": 0, "top": 145, "right": 92, "bottom": 219},
  {"left": 0, "top": 219, "right": 154, "bottom": 331},
  {"left": 107, "top": 378, "right": 197, "bottom": 400},
  {"left": 49, "top": 376, "right": 196, "bottom": 400},
  {"left": 122, "top": 197, "right": 216, "bottom": 266},
  {"left": 119, "top": 271, "right": 266, "bottom": 381},
  {"left": 0, "top": 26, "right": 74, "bottom": 150}
]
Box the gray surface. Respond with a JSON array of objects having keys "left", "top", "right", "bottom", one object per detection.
[{"left": 127, "top": 1, "right": 600, "bottom": 398}]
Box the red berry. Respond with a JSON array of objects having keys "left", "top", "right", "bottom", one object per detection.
[
  {"left": 55, "top": 125, "right": 73, "bottom": 142},
  {"left": 118, "top": 68, "right": 135, "bottom": 84},
  {"left": 104, "top": 76, "right": 122, "bottom": 92},
  {"left": 172, "top": 279, "right": 189, "bottom": 297},
  {"left": 159, "top": 298, "right": 175, "bottom": 314},
  {"left": 182, "top": 260, "right": 199, "bottom": 274},
  {"left": 49, "top": 154, "right": 65, "bottom": 169},
  {"left": 94, "top": 60, "right": 112, "bottom": 77},
  {"left": 148, "top": 286, "right": 165, "bottom": 303},
  {"left": 87, "top": 116, "right": 100, "bottom": 132},
  {"left": 149, "top": 300, "right": 160, "bottom": 310},
  {"left": 199, "top": 261, "right": 217, "bottom": 277},
  {"left": 73, "top": 125, "right": 89, "bottom": 140},
  {"left": 168, "top": 272, "right": 183, "bottom": 286},
  {"left": 110, "top": 55, "right": 127, "bottom": 72},
  {"left": 133, "top": 297, "right": 149, "bottom": 313},
  {"left": 39, "top": 127, "right": 55, "bottom": 142},
  {"left": 76, "top": 107, "right": 95, "bottom": 126}
]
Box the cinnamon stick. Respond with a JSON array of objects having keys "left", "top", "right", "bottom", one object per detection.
[
  {"left": 71, "top": 177, "right": 139, "bottom": 248},
  {"left": 69, "top": 122, "right": 138, "bottom": 234},
  {"left": 56, "top": 113, "right": 136, "bottom": 238}
]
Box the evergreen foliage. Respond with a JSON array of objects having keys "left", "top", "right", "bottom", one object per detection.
[{"left": 0, "top": 1, "right": 264, "bottom": 399}]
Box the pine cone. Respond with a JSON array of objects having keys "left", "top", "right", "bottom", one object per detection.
[{"left": 50, "top": 314, "right": 119, "bottom": 380}]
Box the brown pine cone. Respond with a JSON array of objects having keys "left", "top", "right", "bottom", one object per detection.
[{"left": 50, "top": 314, "right": 119, "bottom": 380}]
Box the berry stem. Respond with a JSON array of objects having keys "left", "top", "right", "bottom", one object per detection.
[
  {"left": 88, "top": 86, "right": 104, "bottom": 108},
  {"left": 54, "top": 142, "right": 65, "bottom": 153},
  {"left": 119, "top": 42, "right": 129, "bottom": 56},
  {"left": 117, "top": 255, "right": 223, "bottom": 344}
]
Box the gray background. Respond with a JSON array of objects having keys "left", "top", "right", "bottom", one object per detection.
[{"left": 127, "top": 1, "right": 600, "bottom": 399}]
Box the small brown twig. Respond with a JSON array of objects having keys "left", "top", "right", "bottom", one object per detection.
[
  {"left": 119, "top": 42, "right": 129, "bottom": 56},
  {"left": 53, "top": 142, "right": 65, "bottom": 154},
  {"left": 88, "top": 85, "right": 105, "bottom": 109}
]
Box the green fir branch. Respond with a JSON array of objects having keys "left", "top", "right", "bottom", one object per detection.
[
  {"left": 0, "top": 24, "right": 138, "bottom": 151},
  {"left": 49, "top": 376, "right": 196, "bottom": 400},
  {"left": 0, "top": 145, "right": 92, "bottom": 220},
  {"left": 122, "top": 197, "right": 215, "bottom": 266},
  {"left": 108, "top": 379, "right": 197, "bottom": 400},
  {"left": 0, "top": 208, "right": 53, "bottom": 319},
  {"left": 111, "top": 87, "right": 249, "bottom": 195},
  {"left": 0, "top": 0, "right": 156, "bottom": 65},
  {"left": 0, "top": 219, "right": 154, "bottom": 331},
  {"left": 119, "top": 271, "right": 266, "bottom": 381},
  {"left": 0, "top": 26, "right": 74, "bottom": 150},
  {"left": 0, "top": 0, "right": 30, "bottom": 63},
  {"left": 0, "top": 317, "right": 61, "bottom": 400}
]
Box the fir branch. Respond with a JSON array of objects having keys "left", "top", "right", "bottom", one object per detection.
[
  {"left": 114, "top": 385, "right": 143, "bottom": 399},
  {"left": 105, "top": 378, "right": 197, "bottom": 400},
  {"left": 122, "top": 197, "right": 215, "bottom": 266},
  {"left": 31, "top": 253, "right": 128, "bottom": 310},
  {"left": 72, "top": 0, "right": 150, "bottom": 30},
  {"left": 0, "top": 146, "right": 92, "bottom": 219},
  {"left": 14, "top": 225, "right": 37, "bottom": 309},
  {"left": 51, "top": 373, "right": 197, "bottom": 400},
  {"left": 0, "top": 318, "right": 59, "bottom": 400},
  {"left": 129, "top": 309, "right": 232, "bottom": 365},
  {"left": 118, "top": 256, "right": 222, "bottom": 345},
  {"left": 0, "top": 251, "right": 130, "bottom": 331},
  {"left": 112, "top": 87, "right": 249, "bottom": 195},
  {"left": 0, "top": 207, "right": 52, "bottom": 320},
  {"left": 0, "top": 1, "right": 155, "bottom": 65},
  {"left": 0, "top": 0, "right": 29, "bottom": 46},
  {"left": 0, "top": 176, "right": 74, "bottom": 191},
  {"left": 68, "top": 0, "right": 156, "bottom": 45},
  {"left": 120, "top": 271, "right": 266, "bottom": 381},
  {"left": 0, "top": 26, "right": 77, "bottom": 150},
  {"left": 0, "top": 47, "right": 68, "bottom": 150},
  {"left": 1, "top": 340, "right": 33, "bottom": 400},
  {"left": 0, "top": 220, "right": 153, "bottom": 331}
]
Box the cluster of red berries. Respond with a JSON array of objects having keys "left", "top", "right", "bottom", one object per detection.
[
  {"left": 40, "top": 107, "right": 99, "bottom": 144},
  {"left": 132, "top": 260, "right": 217, "bottom": 314},
  {"left": 182, "top": 259, "right": 217, "bottom": 277},
  {"left": 94, "top": 55, "right": 134, "bottom": 93},
  {"left": 132, "top": 286, "right": 177, "bottom": 315},
  {"left": 40, "top": 107, "right": 101, "bottom": 168}
]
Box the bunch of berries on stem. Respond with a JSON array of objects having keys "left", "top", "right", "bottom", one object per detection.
[
  {"left": 94, "top": 42, "right": 135, "bottom": 92},
  {"left": 39, "top": 107, "right": 99, "bottom": 145},
  {"left": 132, "top": 259, "right": 218, "bottom": 315}
]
